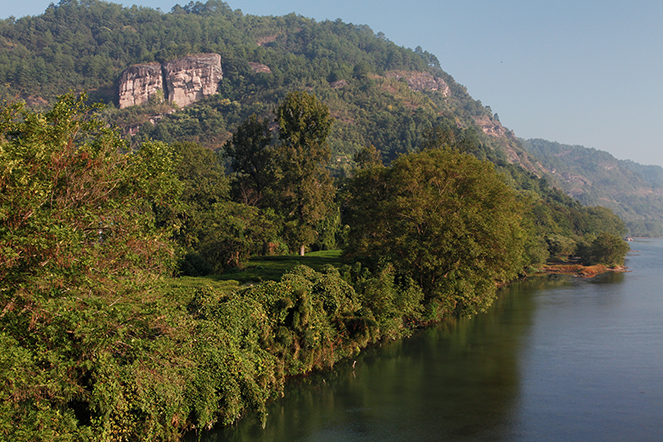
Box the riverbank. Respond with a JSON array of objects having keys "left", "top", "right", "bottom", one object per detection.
[
  {"left": 1, "top": 251, "right": 628, "bottom": 441},
  {"left": 538, "top": 263, "right": 627, "bottom": 277}
]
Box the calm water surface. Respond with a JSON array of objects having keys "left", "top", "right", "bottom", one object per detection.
[{"left": 203, "top": 239, "right": 663, "bottom": 441}]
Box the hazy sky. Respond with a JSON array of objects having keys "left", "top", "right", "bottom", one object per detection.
[{"left": 4, "top": 0, "right": 663, "bottom": 166}]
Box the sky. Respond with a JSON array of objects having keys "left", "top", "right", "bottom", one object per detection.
[{"left": 4, "top": 0, "right": 663, "bottom": 166}]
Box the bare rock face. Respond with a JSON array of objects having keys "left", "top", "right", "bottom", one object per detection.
[
  {"left": 473, "top": 115, "right": 508, "bottom": 138},
  {"left": 248, "top": 62, "right": 271, "bottom": 74},
  {"left": 163, "top": 54, "right": 223, "bottom": 108},
  {"left": 117, "top": 54, "right": 222, "bottom": 109},
  {"left": 385, "top": 71, "right": 450, "bottom": 96},
  {"left": 118, "top": 63, "right": 163, "bottom": 109}
]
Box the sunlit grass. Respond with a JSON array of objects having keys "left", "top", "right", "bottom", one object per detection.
[
  {"left": 209, "top": 249, "right": 344, "bottom": 284},
  {"left": 161, "top": 250, "right": 345, "bottom": 293}
]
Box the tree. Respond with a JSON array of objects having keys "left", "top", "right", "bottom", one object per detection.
[
  {"left": 0, "top": 93, "right": 180, "bottom": 296},
  {"left": 344, "top": 147, "right": 528, "bottom": 317},
  {"left": 271, "top": 91, "right": 335, "bottom": 255},
  {"left": 223, "top": 114, "right": 273, "bottom": 205},
  {"left": 546, "top": 234, "right": 577, "bottom": 260},
  {"left": 353, "top": 144, "right": 382, "bottom": 169},
  {"left": 197, "top": 202, "right": 278, "bottom": 271},
  {"left": 169, "top": 141, "right": 229, "bottom": 249},
  {"left": 577, "top": 232, "right": 630, "bottom": 267}
]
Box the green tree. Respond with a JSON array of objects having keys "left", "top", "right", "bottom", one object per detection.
[
  {"left": 546, "top": 234, "right": 577, "bottom": 260},
  {"left": 223, "top": 114, "right": 273, "bottom": 205},
  {"left": 0, "top": 93, "right": 179, "bottom": 296},
  {"left": 197, "top": 202, "right": 278, "bottom": 271},
  {"left": 353, "top": 144, "right": 382, "bottom": 169},
  {"left": 169, "top": 141, "right": 229, "bottom": 249},
  {"left": 344, "top": 147, "right": 528, "bottom": 317},
  {"left": 271, "top": 91, "right": 335, "bottom": 255},
  {"left": 170, "top": 141, "right": 282, "bottom": 274},
  {"left": 577, "top": 232, "right": 630, "bottom": 266}
]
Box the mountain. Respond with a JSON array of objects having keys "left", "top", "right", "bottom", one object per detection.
[
  {"left": 0, "top": 0, "right": 541, "bottom": 175},
  {"left": 2, "top": 0, "right": 657, "bottom": 236},
  {"left": 521, "top": 138, "right": 663, "bottom": 236}
]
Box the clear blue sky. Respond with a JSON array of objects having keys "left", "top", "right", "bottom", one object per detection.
[{"left": 4, "top": 0, "right": 663, "bottom": 166}]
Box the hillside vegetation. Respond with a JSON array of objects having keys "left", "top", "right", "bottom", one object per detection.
[{"left": 0, "top": 0, "right": 531, "bottom": 170}]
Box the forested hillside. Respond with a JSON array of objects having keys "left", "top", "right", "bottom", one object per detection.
[
  {"left": 522, "top": 138, "right": 663, "bottom": 236},
  {"left": 0, "top": 0, "right": 535, "bottom": 171}
]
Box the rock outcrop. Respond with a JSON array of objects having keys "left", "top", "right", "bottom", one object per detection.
[
  {"left": 473, "top": 115, "right": 508, "bottom": 138},
  {"left": 330, "top": 80, "right": 348, "bottom": 89},
  {"left": 117, "top": 54, "right": 223, "bottom": 109},
  {"left": 248, "top": 62, "right": 271, "bottom": 74},
  {"left": 385, "top": 71, "right": 451, "bottom": 96},
  {"left": 118, "top": 63, "right": 163, "bottom": 109},
  {"left": 163, "top": 54, "right": 223, "bottom": 108}
]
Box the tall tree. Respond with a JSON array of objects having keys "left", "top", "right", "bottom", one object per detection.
[
  {"left": 344, "top": 147, "right": 528, "bottom": 317},
  {"left": 167, "top": 141, "right": 229, "bottom": 249},
  {"left": 223, "top": 114, "right": 273, "bottom": 205},
  {"left": 272, "top": 91, "right": 335, "bottom": 255}
]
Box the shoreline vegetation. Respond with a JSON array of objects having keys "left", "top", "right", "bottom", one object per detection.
[
  {"left": 538, "top": 263, "right": 628, "bottom": 278},
  {"left": 1, "top": 89, "right": 631, "bottom": 441}
]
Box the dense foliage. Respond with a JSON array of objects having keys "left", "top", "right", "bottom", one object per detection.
[
  {"left": 0, "top": 94, "right": 183, "bottom": 440},
  {"left": 577, "top": 232, "right": 631, "bottom": 267},
  {"left": 344, "top": 147, "right": 527, "bottom": 317},
  {"left": 0, "top": 93, "right": 179, "bottom": 294}
]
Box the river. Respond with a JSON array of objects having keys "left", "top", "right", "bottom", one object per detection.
[{"left": 200, "top": 238, "right": 663, "bottom": 441}]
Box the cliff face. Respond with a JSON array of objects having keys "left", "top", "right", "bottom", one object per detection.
[
  {"left": 118, "top": 63, "right": 163, "bottom": 108},
  {"left": 117, "top": 54, "right": 222, "bottom": 109},
  {"left": 163, "top": 54, "right": 223, "bottom": 107},
  {"left": 385, "top": 70, "right": 450, "bottom": 96}
]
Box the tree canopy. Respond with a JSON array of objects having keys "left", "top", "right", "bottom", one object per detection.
[
  {"left": 343, "top": 147, "right": 528, "bottom": 317},
  {"left": 0, "top": 93, "right": 179, "bottom": 296}
]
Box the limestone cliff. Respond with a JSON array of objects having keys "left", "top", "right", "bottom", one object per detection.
[
  {"left": 118, "top": 63, "right": 163, "bottom": 108},
  {"left": 163, "top": 54, "right": 223, "bottom": 108},
  {"left": 117, "top": 54, "right": 222, "bottom": 109}
]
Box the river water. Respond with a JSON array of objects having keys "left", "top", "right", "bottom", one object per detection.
[{"left": 202, "top": 239, "right": 663, "bottom": 442}]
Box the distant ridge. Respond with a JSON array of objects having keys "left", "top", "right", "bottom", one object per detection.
[{"left": 521, "top": 138, "right": 663, "bottom": 236}]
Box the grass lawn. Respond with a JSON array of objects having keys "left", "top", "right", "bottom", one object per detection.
[
  {"left": 160, "top": 250, "right": 345, "bottom": 295},
  {"left": 209, "top": 249, "right": 345, "bottom": 284}
]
